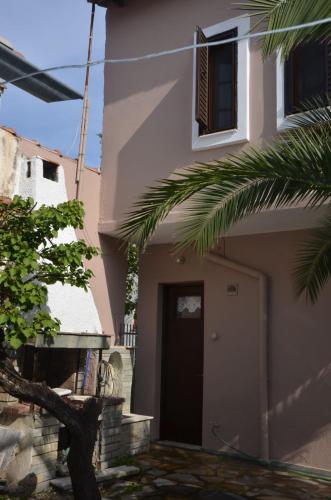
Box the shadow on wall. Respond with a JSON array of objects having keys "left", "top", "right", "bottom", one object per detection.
[
  {"left": 99, "top": 234, "right": 128, "bottom": 342},
  {"left": 267, "top": 352, "right": 331, "bottom": 465},
  {"left": 107, "top": 68, "right": 245, "bottom": 223}
]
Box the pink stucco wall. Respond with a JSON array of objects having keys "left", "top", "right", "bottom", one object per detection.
[
  {"left": 135, "top": 231, "right": 331, "bottom": 471},
  {"left": 99, "top": 0, "right": 277, "bottom": 232},
  {"left": 98, "top": 0, "right": 331, "bottom": 473}
]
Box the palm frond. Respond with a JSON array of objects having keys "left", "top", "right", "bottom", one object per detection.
[
  {"left": 236, "top": 0, "right": 331, "bottom": 58},
  {"left": 286, "top": 97, "right": 331, "bottom": 127},
  {"left": 119, "top": 107, "right": 331, "bottom": 253},
  {"left": 294, "top": 214, "right": 331, "bottom": 303}
]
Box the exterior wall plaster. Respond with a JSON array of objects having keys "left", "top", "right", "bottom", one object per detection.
[
  {"left": 135, "top": 232, "right": 331, "bottom": 472},
  {"left": 0, "top": 128, "right": 19, "bottom": 198},
  {"left": 15, "top": 155, "right": 102, "bottom": 334}
]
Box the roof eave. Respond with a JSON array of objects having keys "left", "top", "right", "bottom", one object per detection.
[{"left": 0, "top": 43, "right": 82, "bottom": 102}]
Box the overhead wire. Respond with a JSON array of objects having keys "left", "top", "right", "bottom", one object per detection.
[
  {"left": 64, "top": 119, "right": 81, "bottom": 156},
  {"left": 2, "top": 16, "right": 331, "bottom": 87}
]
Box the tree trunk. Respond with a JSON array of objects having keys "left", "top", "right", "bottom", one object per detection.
[
  {"left": 67, "top": 399, "right": 101, "bottom": 500},
  {"left": 0, "top": 357, "right": 102, "bottom": 500},
  {"left": 67, "top": 425, "right": 101, "bottom": 500}
]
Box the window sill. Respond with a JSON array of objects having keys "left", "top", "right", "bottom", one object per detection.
[{"left": 192, "top": 127, "right": 249, "bottom": 151}]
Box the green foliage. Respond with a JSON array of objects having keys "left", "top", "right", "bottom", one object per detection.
[
  {"left": 111, "top": 455, "right": 136, "bottom": 467},
  {"left": 0, "top": 196, "right": 98, "bottom": 349},
  {"left": 238, "top": 0, "right": 331, "bottom": 59},
  {"left": 125, "top": 243, "right": 138, "bottom": 318},
  {"left": 119, "top": 100, "right": 331, "bottom": 303}
]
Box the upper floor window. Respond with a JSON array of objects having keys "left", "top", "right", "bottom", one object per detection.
[
  {"left": 43, "top": 160, "right": 58, "bottom": 182},
  {"left": 196, "top": 28, "right": 237, "bottom": 134},
  {"left": 26, "top": 160, "right": 32, "bottom": 178},
  {"left": 285, "top": 41, "right": 328, "bottom": 116},
  {"left": 192, "top": 16, "right": 250, "bottom": 151},
  {"left": 277, "top": 40, "right": 330, "bottom": 129}
]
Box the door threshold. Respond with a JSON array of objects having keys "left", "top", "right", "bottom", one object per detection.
[{"left": 157, "top": 440, "right": 202, "bottom": 451}]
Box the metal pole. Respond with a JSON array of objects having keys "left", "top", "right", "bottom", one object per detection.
[{"left": 75, "top": 1, "right": 96, "bottom": 200}]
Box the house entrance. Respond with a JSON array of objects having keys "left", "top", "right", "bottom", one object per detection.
[{"left": 161, "top": 283, "right": 204, "bottom": 445}]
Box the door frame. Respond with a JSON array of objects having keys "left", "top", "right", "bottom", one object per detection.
[{"left": 160, "top": 281, "right": 204, "bottom": 444}]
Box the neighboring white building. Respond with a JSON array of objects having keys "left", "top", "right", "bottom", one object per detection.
[
  {"left": 15, "top": 155, "right": 102, "bottom": 334},
  {"left": 0, "top": 125, "right": 127, "bottom": 340}
]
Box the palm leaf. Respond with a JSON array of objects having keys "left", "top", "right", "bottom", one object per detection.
[
  {"left": 119, "top": 102, "right": 331, "bottom": 253},
  {"left": 119, "top": 101, "right": 331, "bottom": 301},
  {"left": 236, "top": 0, "right": 331, "bottom": 58},
  {"left": 294, "top": 214, "right": 331, "bottom": 303}
]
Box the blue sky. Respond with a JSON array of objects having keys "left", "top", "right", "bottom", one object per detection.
[{"left": 0, "top": 0, "right": 105, "bottom": 167}]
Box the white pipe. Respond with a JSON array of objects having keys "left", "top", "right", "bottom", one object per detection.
[{"left": 204, "top": 252, "right": 269, "bottom": 460}]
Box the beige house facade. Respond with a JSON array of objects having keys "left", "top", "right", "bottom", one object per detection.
[{"left": 97, "top": 0, "right": 331, "bottom": 474}]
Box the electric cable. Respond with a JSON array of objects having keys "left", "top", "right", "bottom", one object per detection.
[
  {"left": 65, "top": 119, "right": 81, "bottom": 156},
  {"left": 2, "top": 16, "right": 331, "bottom": 87},
  {"left": 211, "top": 424, "right": 268, "bottom": 465}
]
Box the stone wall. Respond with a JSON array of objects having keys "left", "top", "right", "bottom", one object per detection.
[
  {"left": 95, "top": 401, "right": 152, "bottom": 472},
  {"left": 31, "top": 414, "right": 61, "bottom": 493},
  {"left": 102, "top": 346, "right": 135, "bottom": 413},
  {"left": 0, "top": 407, "right": 60, "bottom": 494},
  {"left": 0, "top": 393, "right": 151, "bottom": 494}
]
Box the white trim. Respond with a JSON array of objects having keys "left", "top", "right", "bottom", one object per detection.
[
  {"left": 192, "top": 16, "right": 250, "bottom": 151},
  {"left": 276, "top": 52, "right": 297, "bottom": 130}
]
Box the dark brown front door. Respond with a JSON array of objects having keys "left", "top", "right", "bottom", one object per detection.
[{"left": 161, "top": 283, "right": 204, "bottom": 445}]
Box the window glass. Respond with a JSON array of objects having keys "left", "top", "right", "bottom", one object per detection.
[
  {"left": 177, "top": 296, "right": 202, "bottom": 319},
  {"left": 208, "top": 28, "right": 237, "bottom": 133},
  {"left": 285, "top": 41, "right": 327, "bottom": 115},
  {"left": 43, "top": 160, "right": 58, "bottom": 182}
]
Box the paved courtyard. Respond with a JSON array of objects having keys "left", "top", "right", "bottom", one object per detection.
[
  {"left": 37, "top": 442, "right": 331, "bottom": 499},
  {"left": 100, "top": 443, "right": 331, "bottom": 499}
]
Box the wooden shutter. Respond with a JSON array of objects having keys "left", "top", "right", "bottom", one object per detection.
[{"left": 195, "top": 26, "right": 209, "bottom": 131}]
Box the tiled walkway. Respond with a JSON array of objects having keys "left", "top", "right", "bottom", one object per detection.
[{"left": 100, "top": 443, "right": 331, "bottom": 499}]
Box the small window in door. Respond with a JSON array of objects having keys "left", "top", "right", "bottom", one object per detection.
[
  {"left": 177, "top": 296, "right": 202, "bottom": 319},
  {"left": 284, "top": 41, "right": 329, "bottom": 116}
]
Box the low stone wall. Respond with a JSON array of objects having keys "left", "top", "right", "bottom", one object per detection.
[
  {"left": 0, "top": 388, "right": 18, "bottom": 408},
  {"left": 0, "top": 399, "right": 152, "bottom": 494},
  {"left": 31, "top": 414, "right": 61, "bottom": 493},
  {"left": 120, "top": 414, "right": 151, "bottom": 457},
  {"left": 0, "top": 407, "right": 60, "bottom": 494},
  {"left": 102, "top": 346, "right": 135, "bottom": 413},
  {"left": 96, "top": 399, "right": 152, "bottom": 471}
]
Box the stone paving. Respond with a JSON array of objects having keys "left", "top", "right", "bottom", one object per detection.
[
  {"left": 36, "top": 442, "right": 331, "bottom": 499},
  {"left": 98, "top": 443, "right": 331, "bottom": 499}
]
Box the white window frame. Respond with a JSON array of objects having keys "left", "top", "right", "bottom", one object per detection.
[
  {"left": 276, "top": 52, "right": 298, "bottom": 130},
  {"left": 192, "top": 16, "right": 250, "bottom": 151},
  {"left": 276, "top": 50, "right": 327, "bottom": 130}
]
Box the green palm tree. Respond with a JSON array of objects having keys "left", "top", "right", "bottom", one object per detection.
[
  {"left": 119, "top": 1, "right": 331, "bottom": 304},
  {"left": 240, "top": 0, "right": 331, "bottom": 58}
]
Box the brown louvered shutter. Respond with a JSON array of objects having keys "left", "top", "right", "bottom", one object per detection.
[{"left": 195, "top": 26, "right": 209, "bottom": 131}]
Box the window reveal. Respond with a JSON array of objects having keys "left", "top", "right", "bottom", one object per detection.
[
  {"left": 43, "top": 160, "right": 58, "bottom": 182},
  {"left": 196, "top": 26, "right": 237, "bottom": 134}
]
